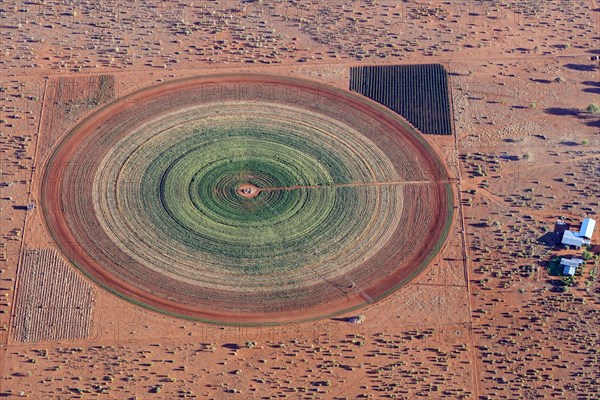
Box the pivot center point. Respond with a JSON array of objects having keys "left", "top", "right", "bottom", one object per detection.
[{"left": 236, "top": 183, "right": 261, "bottom": 199}]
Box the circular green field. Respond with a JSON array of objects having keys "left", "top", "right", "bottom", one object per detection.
[{"left": 42, "top": 74, "right": 453, "bottom": 324}]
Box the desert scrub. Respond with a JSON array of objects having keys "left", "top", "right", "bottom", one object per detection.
[{"left": 586, "top": 103, "right": 599, "bottom": 114}]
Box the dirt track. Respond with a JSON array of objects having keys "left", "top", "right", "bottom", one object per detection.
[{"left": 41, "top": 74, "right": 454, "bottom": 324}]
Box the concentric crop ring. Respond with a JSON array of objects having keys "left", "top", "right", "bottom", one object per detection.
[{"left": 41, "top": 74, "right": 454, "bottom": 324}]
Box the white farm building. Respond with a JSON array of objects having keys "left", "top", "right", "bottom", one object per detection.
[
  {"left": 561, "top": 217, "right": 596, "bottom": 248},
  {"left": 560, "top": 258, "right": 584, "bottom": 276},
  {"left": 578, "top": 218, "right": 596, "bottom": 240},
  {"left": 562, "top": 230, "right": 585, "bottom": 247}
]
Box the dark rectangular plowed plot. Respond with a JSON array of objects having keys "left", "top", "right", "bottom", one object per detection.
[{"left": 350, "top": 64, "right": 453, "bottom": 135}]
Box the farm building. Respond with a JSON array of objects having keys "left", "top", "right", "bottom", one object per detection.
[
  {"left": 578, "top": 217, "right": 596, "bottom": 240},
  {"left": 561, "top": 230, "right": 584, "bottom": 247},
  {"left": 563, "top": 265, "right": 577, "bottom": 276},
  {"left": 554, "top": 220, "right": 570, "bottom": 233},
  {"left": 560, "top": 217, "right": 595, "bottom": 247},
  {"left": 560, "top": 258, "right": 584, "bottom": 276}
]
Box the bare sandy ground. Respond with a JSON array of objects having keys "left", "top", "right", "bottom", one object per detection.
[{"left": 1, "top": 0, "right": 598, "bottom": 398}]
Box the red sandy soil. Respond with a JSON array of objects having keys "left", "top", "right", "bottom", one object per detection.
[{"left": 1, "top": 1, "right": 598, "bottom": 398}]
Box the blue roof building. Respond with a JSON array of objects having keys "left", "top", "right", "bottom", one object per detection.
[
  {"left": 578, "top": 218, "right": 596, "bottom": 240},
  {"left": 562, "top": 230, "right": 584, "bottom": 247},
  {"left": 560, "top": 257, "right": 584, "bottom": 276}
]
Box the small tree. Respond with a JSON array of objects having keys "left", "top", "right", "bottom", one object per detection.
[
  {"left": 150, "top": 385, "right": 162, "bottom": 393},
  {"left": 586, "top": 103, "right": 600, "bottom": 114},
  {"left": 562, "top": 276, "right": 574, "bottom": 286}
]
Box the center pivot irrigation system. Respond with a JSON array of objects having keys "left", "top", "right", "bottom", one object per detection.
[{"left": 41, "top": 74, "right": 454, "bottom": 325}]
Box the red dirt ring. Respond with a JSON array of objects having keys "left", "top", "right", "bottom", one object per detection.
[{"left": 41, "top": 74, "right": 454, "bottom": 325}]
